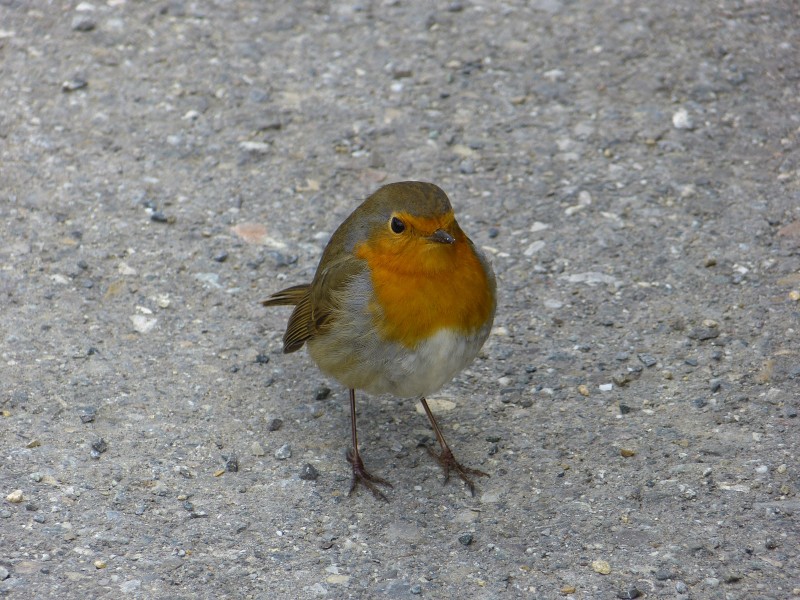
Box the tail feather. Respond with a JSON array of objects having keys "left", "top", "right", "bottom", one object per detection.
[
  {"left": 262, "top": 284, "right": 310, "bottom": 307},
  {"left": 263, "top": 283, "right": 313, "bottom": 353}
]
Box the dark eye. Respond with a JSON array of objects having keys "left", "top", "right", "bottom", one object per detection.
[{"left": 390, "top": 216, "right": 405, "bottom": 234}]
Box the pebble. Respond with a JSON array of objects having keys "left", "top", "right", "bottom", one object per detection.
[
  {"left": 637, "top": 353, "right": 657, "bottom": 367},
  {"left": 0, "top": 566, "right": 8, "bottom": 580},
  {"left": 254, "top": 354, "right": 269, "bottom": 364},
  {"left": 299, "top": 463, "right": 319, "bottom": 481},
  {"left": 213, "top": 252, "right": 228, "bottom": 263},
  {"left": 62, "top": 77, "right": 88, "bottom": 92},
  {"left": 79, "top": 406, "right": 97, "bottom": 423},
  {"left": 223, "top": 454, "right": 238, "bottom": 472},
  {"left": 616, "top": 587, "right": 641, "bottom": 599},
  {"left": 458, "top": 533, "right": 474, "bottom": 546},
  {"left": 709, "top": 378, "right": 722, "bottom": 392},
  {"left": 591, "top": 559, "right": 611, "bottom": 574},
  {"left": 71, "top": 15, "right": 96, "bottom": 31},
  {"left": 615, "top": 352, "right": 629, "bottom": 361},
  {"left": 6, "top": 490, "right": 24, "bottom": 503},
  {"left": 410, "top": 584, "right": 422, "bottom": 595},
  {"left": 251, "top": 442, "right": 265, "bottom": 457},
  {"left": 91, "top": 438, "right": 108, "bottom": 455},
  {"left": 560, "top": 585, "right": 577, "bottom": 594},
  {"left": 524, "top": 240, "right": 546, "bottom": 257},
  {"left": 459, "top": 159, "right": 475, "bottom": 174},
  {"left": 687, "top": 320, "right": 720, "bottom": 340},
  {"left": 275, "top": 444, "right": 292, "bottom": 460},
  {"left": 675, "top": 581, "right": 688, "bottom": 594},
  {"left": 692, "top": 398, "right": 707, "bottom": 409},
  {"left": 94, "top": 560, "right": 107, "bottom": 569},
  {"left": 672, "top": 108, "right": 695, "bottom": 130},
  {"left": 130, "top": 314, "right": 158, "bottom": 333},
  {"left": 268, "top": 418, "right": 283, "bottom": 432},
  {"left": 315, "top": 386, "right": 331, "bottom": 400}
]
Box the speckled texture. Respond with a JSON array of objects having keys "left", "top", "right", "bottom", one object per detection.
[{"left": 1, "top": 1, "right": 798, "bottom": 598}]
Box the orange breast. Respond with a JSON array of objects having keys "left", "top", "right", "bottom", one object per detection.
[{"left": 355, "top": 228, "right": 494, "bottom": 349}]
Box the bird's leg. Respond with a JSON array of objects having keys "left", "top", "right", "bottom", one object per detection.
[
  {"left": 346, "top": 388, "right": 392, "bottom": 501},
  {"left": 419, "top": 397, "right": 489, "bottom": 496}
]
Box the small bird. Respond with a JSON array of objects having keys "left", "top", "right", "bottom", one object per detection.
[{"left": 263, "top": 181, "right": 496, "bottom": 500}]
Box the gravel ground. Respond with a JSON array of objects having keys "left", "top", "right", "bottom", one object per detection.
[{"left": 1, "top": 1, "right": 799, "bottom": 598}]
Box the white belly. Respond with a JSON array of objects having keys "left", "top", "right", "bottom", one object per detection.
[{"left": 308, "top": 326, "right": 489, "bottom": 398}]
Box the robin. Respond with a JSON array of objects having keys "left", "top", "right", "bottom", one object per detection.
[{"left": 263, "top": 181, "right": 496, "bottom": 500}]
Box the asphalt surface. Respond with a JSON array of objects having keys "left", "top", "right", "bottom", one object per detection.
[{"left": 1, "top": 1, "right": 799, "bottom": 598}]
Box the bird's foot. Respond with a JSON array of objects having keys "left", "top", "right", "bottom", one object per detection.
[
  {"left": 346, "top": 447, "right": 392, "bottom": 502},
  {"left": 423, "top": 444, "right": 489, "bottom": 496}
]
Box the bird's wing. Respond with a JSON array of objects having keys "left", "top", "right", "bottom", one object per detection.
[
  {"left": 308, "top": 253, "right": 366, "bottom": 337},
  {"left": 262, "top": 284, "right": 313, "bottom": 354},
  {"left": 261, "top": 254, "right": 366, "bottom": 354}
]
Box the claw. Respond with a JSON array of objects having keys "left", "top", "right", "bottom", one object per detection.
[
  {"left": 424, "top": 444, "right": 489, "bottom": 496},
  {"left": 346, "top": 447, "right": 393, "bottom": 502}
]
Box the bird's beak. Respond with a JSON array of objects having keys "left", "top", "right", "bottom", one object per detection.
[{"left": 427, "top": 229, "right": 455, "bottom": 244}]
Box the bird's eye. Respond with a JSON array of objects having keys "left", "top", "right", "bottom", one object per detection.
[{"left": 390, "top": 216, "right": 406, "bottom": 234}]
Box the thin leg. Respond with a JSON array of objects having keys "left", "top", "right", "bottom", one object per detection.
[
  {"left": 419, "top": 397, "right": 489, "bottom": 496},
  {"left": 345, "top": 388, "right": 392, "bottom": 501}
]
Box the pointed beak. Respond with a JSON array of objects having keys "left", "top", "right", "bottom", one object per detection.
[{"left": 427, "top": 229, "right": 455, "bottom": 245}]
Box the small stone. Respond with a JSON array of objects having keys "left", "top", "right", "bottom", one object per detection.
[
  {"left": 591, "top": 559, "right": 611, "bottom": 574},
  {"left": 223, "top": 454, "right": 238, "bottom": 472},
  {"left": 458, "top": 533, "right": 474, "bottom": 546},
  {"left": 6, "top": 490, "right": 24, "bottom": 503},
  {"left": 704, "top": 577, "right": 720, "bottom": 587},
  {"left": 459, "top": 159, "right": 475, "bottom": 174},
  {"left": 315, "top": 386, "right": 331, "bottom": 400},
  {"left": 275, "top": 444, "right": 292, "bottom": 460},
  {"left": 765, "top": 538, "right": 778, "bottom": 550},
  {"left": 29, "top": 472, "right": 42, "bottom": 482},
  {"left": 410, "top": 584, "right": 422, "bottom": 595},
  {"left": 251, "top": 442, "right": 265, "bottom": 457},
  {"left": 560, "top": 585, "right": 577, "bottom": 595},
  {"left": 672, "top": 108, "right": 695, "bottom": 130},
  {"left": 62, "top": 77, "right": 88, "bottom": 92},
  {"left": 615, "top": 352, "right": 629, "bottom": 361},
  {"left": 71, "top": 15, "right": 96, "bottom": 31},
  {"left": 94, "top": 560, "right": 107, "bottom": 569},
  {"left": 26, "top": 439, "right": 41, "bottom": 449},
  {"left": 150, "top": 211, "right": 172, "bottom": 223},
  {"left": 637, "top": 353, "right": 657, "bottom": 367},
  {"left": 617, "top": 587, "right": 642, "bottom": 599},
  {"left": 488, "top": 227, "right": 499, "bottom": 239},
  {"left": 79, "top": 406, "right": 97, "bottom": 423},
  {"left": 254, "top": 353, "right": 270, "bottom": 364},
  {"left": 692, "top": 398, "right": 707, "bottom": 409},
  {"left": 620, "top": 448, "right": 636, "bottom": 457},
  {"left": 723, "top": 572, "right": 742, "bottom": 583},
  {"left": 675, "top": 581, "right": 688, "bottom": 594},
  {"left": 685, "top": 358, "right": 699, "bottom": 367},
  {"left": 0, "top": 566, "right": 8, "bottom": 580},
  {"left": 709, "top": 378, "right": 722, "bottom": 392},
  {"left": 91, "top": 438, "right": 108, "bottom": 454},
  {"left": 687, "top": 321, "right": 720, "bottom": 340},
  {"left": 268, "top": 418, "right": 283, "bottom": 432},
  {"left": 213, "top": 252, "right": 229, "bottom": 263},
  {"left": 655, "top": 569, "right": 672, "bottom": 581},
  {"left": 299, "top": 463, "right": 319, "bottom": 481}
]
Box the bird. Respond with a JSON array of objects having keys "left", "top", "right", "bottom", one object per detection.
[{"left": 263, "top": 181, "right": 496, "bottom": 500}]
